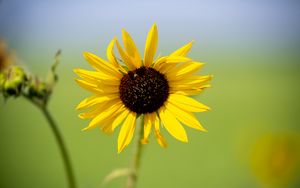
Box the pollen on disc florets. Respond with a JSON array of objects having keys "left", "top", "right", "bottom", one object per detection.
[{"left": 119, "top": 66, "right": 169, "bottom": 114}]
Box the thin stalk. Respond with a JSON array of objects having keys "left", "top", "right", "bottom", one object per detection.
[
  {"left": 125, "top": 115, "right": 144, "bottom": 188},
  {"left": 40, "top": 106, "right": 77, "bottom": 188}
]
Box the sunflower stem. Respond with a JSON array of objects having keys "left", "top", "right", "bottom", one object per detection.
[
  {"left": 40, "top": 106, "right": 77, "bottom": 188},
  {"left": 125, "top": 115, "right": 145, "bottom": 188},
  {"left": 23, "top": 94, "right": 77, "bottom": 188}
]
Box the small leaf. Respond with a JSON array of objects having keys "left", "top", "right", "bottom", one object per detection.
[{"left": 102, "top": 168, "right": 134, "bottom": 185}]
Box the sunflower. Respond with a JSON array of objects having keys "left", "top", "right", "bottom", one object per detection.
[{"left": 75, "top": 24, "right": 212, "bottom": 153}]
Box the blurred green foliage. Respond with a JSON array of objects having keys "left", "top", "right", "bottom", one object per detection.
[{"left": 1, "top": 47, "right": 300, "bottom": 188}]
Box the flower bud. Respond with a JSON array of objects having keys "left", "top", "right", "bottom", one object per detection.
[
  {"left": 25, "top": 77, "right": 49, "bottom": 100},
  {"left": 1, "top": 66, "right": 27, "bottom": 97},
  {"left": 0, "top": 72, "right": 4, "bottom": 88},
  {"left": 35, "top": 81, "right": 48, "bottom": 99}
]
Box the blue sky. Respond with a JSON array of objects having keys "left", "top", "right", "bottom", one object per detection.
[{"left": 1, "top": 0, "right": 300, "bottom": 64}]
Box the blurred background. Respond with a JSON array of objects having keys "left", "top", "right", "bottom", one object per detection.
[{"left": 1, "top": 0, "right": 300, "bottom": 188}]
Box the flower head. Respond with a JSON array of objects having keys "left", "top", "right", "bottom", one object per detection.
[{"left": 75, "top": 24, "right": 212, "bottom": 153}]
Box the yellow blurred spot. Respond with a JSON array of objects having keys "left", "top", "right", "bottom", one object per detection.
[{"left": 250, "top": 133, "right": 300, "bottom": 187}]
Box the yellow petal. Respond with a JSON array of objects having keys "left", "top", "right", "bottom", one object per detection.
[
  {"left": 168, "top": 94, "right": 210, "bottom": 112},
  {"left": 97, "top": 79, "right": 120, "bottom": 86},
  {"left": 144, "top": 24, "right": 158, "bottom": 67},
  {"left": 143, "top": 113, "right": 152, "bottom": 142},
  {"left": 106, "top": 38, "right": 120, "bottom": 68},
  {"left": 78, "top": 104, "right": 104, "bottom": 120},
  {"left": 74, "top": 68, "right": 118, "bottom": 81},
  {"left": 101, "top": 123, "right": 114, "bottom": 134},
  {"left": 115, "top": 39, "right": 137, "bottom": 70},
  {"left": 74, "top": 69, "right": 121, "bottom": 89},
  {"left": 83, "top": 52, "right": 122, "bottom": 78},
  {"left": 158, "top": 106, "right": 188, "bottom": 143},
  {"left": 170, "top": 84, "right": 210, "bottom": 92},
  {"left": 153, "top": 114, "right": 167, "bottom": 148},
  {"left": 166, "top": 62, "right": 204, "bottom": 80},
  {"left": 122, "top": 29, "right": 142, "bottom": 68},
  {"left": 100, "top": 106, "right": 127, "bottom": 134},
  {"left": 74, "top": 69, "right": 102, "bottom": 84},
  {"left": 76, "top": 95, "right": 99, "bottom": 110},
  {"left": 165, "top": 56, "right": 192, "bottom": 64},
  {"left": 101, "top": 105, "right": 130, "bottom": 134},
  {"left": 83, "top": 100, "right": 123, "bottom": 131},
  {"left": 96, "top": 84, "right": 119, "bottom": 94},
  {"left": 153, "top": 56, "right": 167, "bottom": 69},
  {"left": 165, "top": 101, "right": 206, "bottom": 131},
  {"left": 156, "top": 63, "right": 177, "bottom": 74},
  {"left": 99, "top": 116, "right": 118, "bottom": 134},
  {"left": 76, "top": 94, "right": 118, "bottom": 110},
  {"left": 118, "top": 112, "right": 137, "bottom": 153},
  {"left": 169, "top": 75, "right": 213, "bottom": 85},
  {"left": 76, "top": 78, "right": 119, "bottom": 96},
  {"left": 153, "top": 56, "right": 192, "bottom": 72},
  {"left": 111, "top": 108, "right": 131, "bottom": 131},
  {"left": 80, "top": 100, "right": 124, "bottom": 121},
  {"left": 106, "top": 38, "right": 128, "bottom": 73},
  {"left": 170, "top": 85, "right": 211, "bottom": 96},
  {"left": 170, "top": 41, "right": 193, "bottom": 57},
  {"left": 75, "top": 79, "right": 100, "bottom": 93}
]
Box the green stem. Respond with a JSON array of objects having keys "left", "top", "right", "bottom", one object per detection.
[
  {"left": 40, "top": 106, "right": 77, "bottom": 188},
  {"left": 125, "top": 115, "right": 144, "bottom": 188}
]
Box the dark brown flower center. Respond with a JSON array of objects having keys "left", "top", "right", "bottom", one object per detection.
[{"left": 119, "top": 66, "right": 169, "bottom": 114}]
